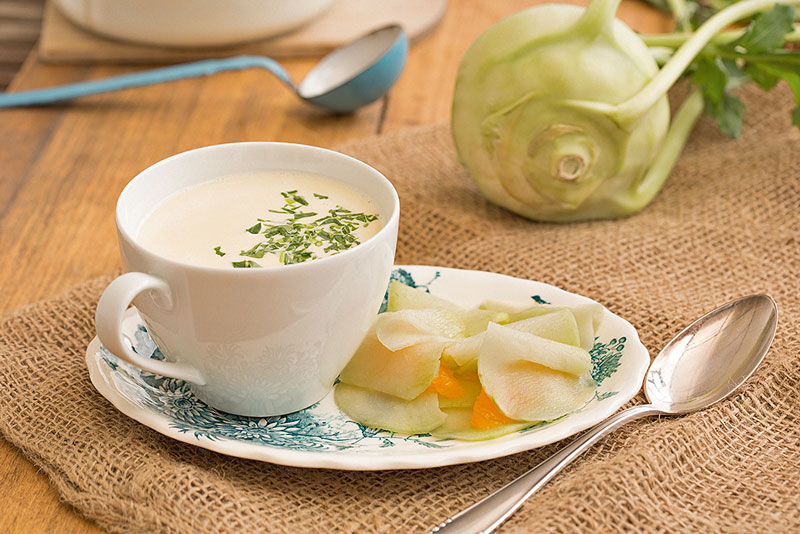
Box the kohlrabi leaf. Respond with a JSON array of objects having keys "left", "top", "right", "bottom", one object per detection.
[
  {"left": 729, "top": 4, "right": 795, "bottom": 52},
  {"left": 755, "top": 60, "right": 800, "bottom": 126},
  {"left": 711, "top": 92, "right": 746, "bottom": 137},
  {"left": 755, "top": 57, "right": 800, "bottom": 86},
  {"left": 691, "top": 56, "right": 727, "bottom": 103},
  {"left": 693, "top": 0, "right": 735, "bottom": 26},
  {"left": 688, "top": 5, "right": 799, "bottom": 137},
  {"left": 745, "top": 62, "right": 782, "bottom": 91},
  {"left": 643, "top": 0, "right": 776, "bottom": 30},
  {"left": 692, "top": 56, "right": 745, "bottom": 136}
]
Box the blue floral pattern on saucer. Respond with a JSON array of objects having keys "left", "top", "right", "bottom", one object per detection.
[
  {"left": 87, "top": 265, "right": 643, "bottom": 470},
  {"left": 102, "top": 340, "right": 446, "bottom": 452}
]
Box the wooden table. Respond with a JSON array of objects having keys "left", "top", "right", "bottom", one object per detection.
[{"left": 0, "top": 1, "right": 670, "bottom": 532}]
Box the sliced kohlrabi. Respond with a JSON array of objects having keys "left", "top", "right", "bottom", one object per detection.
[
  {"left": 437, "top": 376, "right": 482, "bottom": 408},
  {"left": 461, "top": 308, "right": 509, "bottom": 336},
  {"left": 338, "top": 327, "right": 444, "bottom": 400},
  {"left": 443, "top": 334, "right": 483, "bottom": 369},
  {"left": 481, "top": 322, "right": 591, "bottom": 376},
  {"left": 443, "top": 308, "right": 582, "bottom": 368},
  {"left": 374, "top": 308, "right": 464, "bottom": 351},
  {"left": 506, "top": 305, "right": 560, "bottom": 323},
  {"left": 510, "top": 308, "right": 582, "bottom": 346},
  {"left": 569, "top": 302, "right": 604, "bottom": 351},
  {"left": 479, "top": 299, "right": 551, "bottom": 316},
  {"left": 478, "top": 323, "right": 596, "bottom": 421},
  {"left": 482, "top": 299, "right": 604, "bottom": 351},
  {"left": 334, "top": 384, "right": 447, "bottom": 435},
  {"left": 387, "top": 281, "right": 462, "bottom": 312},
  {"left": 388, "top": 282, "right": 509, "bottom": 337},
  {"left": 429, "top": 407, "right": 534, "bottom": 441}
]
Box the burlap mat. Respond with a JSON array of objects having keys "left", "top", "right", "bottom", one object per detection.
[{"left": 1, "top": 83, "right": 799, "bottom": 533}]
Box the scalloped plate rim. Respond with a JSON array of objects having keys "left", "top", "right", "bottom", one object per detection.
[{"left": 85, "top": 265, "right": 650, "bottom": 470}]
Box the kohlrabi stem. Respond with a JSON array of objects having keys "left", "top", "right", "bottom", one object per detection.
[
  {"left": 649, "top": 46, "right": 677, "bottom": 66},
  {"left": 666, "top": 0, "right": 693, "bottom": 32},
  {"left": 630, "top": 88, "right": 704, "bottom": 208},
  {"left": 576, "top": 0, "right": 624, "bottom": 36},
  {"left": 640, "top": 23, "right": 800, "bottom": 48},
  {"left": 647, "top": 25, "right": 800, "bottom": 64},
  {"left": 612, "top": 0, "right": 800, "bottom": 125}
]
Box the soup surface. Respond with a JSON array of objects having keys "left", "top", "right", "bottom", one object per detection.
[{"left": 137, "top": 171, "right": 382, "bottom": 268}]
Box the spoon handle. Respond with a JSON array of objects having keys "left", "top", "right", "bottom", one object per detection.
[
  {"left": 0, "top": 56, "right": 293, "bottom": 108},
  {"left": 427, "top": 404, "right": 662, "bottom": 534}
]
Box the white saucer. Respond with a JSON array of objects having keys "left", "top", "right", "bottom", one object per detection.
[{"left": 85, "top": 265, "right": 649, "bottom": 470}]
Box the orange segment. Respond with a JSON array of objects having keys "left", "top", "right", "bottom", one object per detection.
[
  {"left": 471, "top": 389, "right": 518, "bottom": 430},
  {"left": 426, "top": 364, "right": 463, "bottom": 398}
]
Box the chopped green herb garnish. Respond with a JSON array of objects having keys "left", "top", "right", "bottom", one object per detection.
[
  {"left": 232, "top": 260, "right": 261, "bottom": 268},
  {"left": 235, "top": 189, "right": 379, "bottom": 266},
  {"left": 293, "top": 211, "right": 317, "bottom": 219},
  {"left": 214, "top": 246, "right": 226, "bottom": 257}
]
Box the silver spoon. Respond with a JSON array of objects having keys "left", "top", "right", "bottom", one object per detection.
[
  {"left": 429, "top": 294, "right": 778, "bottom": 534},
  {"left": 0, "top": 25, "right": 407, "bottom": 113}
]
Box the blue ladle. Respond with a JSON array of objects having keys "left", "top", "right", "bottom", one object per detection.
[{"left": 0, "top": 25, "right": 407, "bottom": 113}]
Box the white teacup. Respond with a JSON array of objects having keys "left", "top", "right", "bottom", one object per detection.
[{"left": 95, "top": 142, "right": 399, "bottom": 416}]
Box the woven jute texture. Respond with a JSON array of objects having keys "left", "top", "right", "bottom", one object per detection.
[{"left": 1, "top": 83, "right": 799, "bottom": 533}]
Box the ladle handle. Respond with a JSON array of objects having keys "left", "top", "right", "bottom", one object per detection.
[
  {"left": 0, "top": 56, "right": 292, "bottom": 108},
  {"left": 428, "top": 404, "right": 662, "bottom": 534}
]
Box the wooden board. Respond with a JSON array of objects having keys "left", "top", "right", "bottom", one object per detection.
[
  {"left": 0, "top": 0, "right": 45, "bottom": 88},
  {"left": 38, "top": 0, "right": 447, "bottom": 64}
]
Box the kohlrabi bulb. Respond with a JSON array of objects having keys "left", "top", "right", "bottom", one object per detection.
[{"left": 452, "top": 0, "right": 670, "bottom": 222}]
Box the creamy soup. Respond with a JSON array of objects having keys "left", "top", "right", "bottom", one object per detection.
[{"left": 137, "top": 171, "right": 382, "bottom": 268}]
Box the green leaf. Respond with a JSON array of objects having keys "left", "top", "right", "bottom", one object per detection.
[
  {"left": 710, "top": 93, "right": 745, "bottom": 137},
  {"left": 687, "top": 5, "right": 800, "bottom": 136},
  {"left": 745, "top": 63, "right": 781, "bottom": 91},
  {"left": 213, "top": 246, "right": 226, "bottom": 257},
  {"left": 691, "top": 56, "right": 727, "bottom": 103},
  {"left": 757, "top": 62, "right": 800, "bottom": 103},
  {"left": 692, "top": 2, "right": 725, "bottom": 28},
  {"left": 792, "top": 106, "right": 800, "bottom": 128},
  {"left": 730, "top": 4, "right": 795, "bottom": 53},
  {"left": 293, "top": 211, "right": 317, "bottom": 219},
  {"left": 232, "top": 260, "right": 261, "bottom": 268},
  {"left": 757, "top": 61, "right": 800, "bottom": 130},
  {"left": 246, "top": 222, "right": 262, "bottom": 234},
  {"left": 240, "top": 245, "right": 267, "bottom": 258},
  {"left": 719, "top": 57, "right": 748, "bottom": 88}
]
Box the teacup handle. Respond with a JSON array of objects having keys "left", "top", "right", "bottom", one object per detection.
[{"left": 95, "top": 272, "right": 206, "bottom": 385}]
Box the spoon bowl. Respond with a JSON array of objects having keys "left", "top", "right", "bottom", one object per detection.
[
  {"left": 430, "top": 294, "right": 778, "bottom": 534},
  {"left": 298, "top": 25, "right": 408, "bottom": 112},
  {"left": 646, "top": 295, "right": 777, "bottom": 414}
]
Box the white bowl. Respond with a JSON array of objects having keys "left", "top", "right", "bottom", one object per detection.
[{"left": 54, "top": 0, "right": 334, "bottom": 48}]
